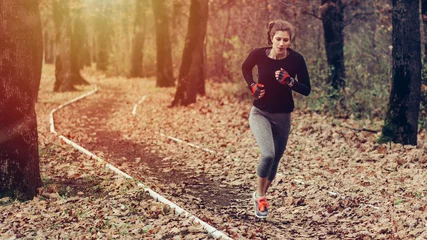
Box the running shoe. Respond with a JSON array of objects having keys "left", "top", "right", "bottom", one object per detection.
[{"left": 253, "top": 191, "right": 268, "bottom": 219}]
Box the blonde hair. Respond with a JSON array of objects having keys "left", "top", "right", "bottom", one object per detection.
[{"left": 267, "top": 20, "right": 294, "bottom": 45}]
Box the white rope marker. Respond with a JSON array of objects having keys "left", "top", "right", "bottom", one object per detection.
[
  {"left": 50, "top": 86, "right": 232, "bottom": 240},
  {"left": 159, "top": 133, "right": 216, "bottom": 154},
  {"left": 132, "top": 95, "right": 147, "bottom": 116}
]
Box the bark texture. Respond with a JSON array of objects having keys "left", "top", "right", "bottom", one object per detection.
[
  {"left": 321, "top": 0, "right": 346, "bottom": 89},
  {"left": 0, "top": 0, "right": 43, "bottom": 200},
  {"left": 130, "top": 0, "right": 147, "bottom": 78},
  {"left": 152, "top": 0, "right": 175, "bottom": 87},
  {"left": 171, "top": 0, "right": 209, "bottom": 106},
  {"left": 95, "top": 0, "right": 111, "bottom": 71},
  {"left": 379, "top": 0, "right": 421, "bottom": 145},
  {"left": 71, "top": 6, "right": 89, "bottom": 85},
  {"left": 53, "top": 0, "right": 75, "bottom": 92}
]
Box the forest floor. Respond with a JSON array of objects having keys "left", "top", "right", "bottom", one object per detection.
[{"left": 1, "top": 64, "right": 427, "bottom": 239}]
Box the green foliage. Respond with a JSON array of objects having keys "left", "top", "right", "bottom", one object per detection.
[
  {"left": 419, "top": 63, "right": 427, "bottom": 130},
  {"left": 294, "top": 18, "right": 392, "bottom": 121},
  {"left": 222, "top": 2, "right": 395, "bottom": 123},
  {"left": 222, "top": 35, "right": 247, "bottom": 82}
]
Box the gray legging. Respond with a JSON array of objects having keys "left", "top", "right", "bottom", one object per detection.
[{"left": 249, "top": 106, "right": 291, "bottom": 181}]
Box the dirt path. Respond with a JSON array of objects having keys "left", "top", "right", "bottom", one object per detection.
[
  {"left": 54, "top": 76, "right": 427, "bottom": 239},
  {"left": 53, "top": 80, "right": 282, "bottom": 238}
]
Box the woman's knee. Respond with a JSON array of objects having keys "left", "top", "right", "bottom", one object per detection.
[{"left": 261, "top": 152, "right": 275, "bottom": 162}]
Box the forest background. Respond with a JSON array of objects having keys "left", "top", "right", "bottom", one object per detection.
[
  {"left": 39, "top": 0, "right": 426, "bottom": 123},
  {"left": 1, "top": 0, "right": 427, "bottom": 239}
]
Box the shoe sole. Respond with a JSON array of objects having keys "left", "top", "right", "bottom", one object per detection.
[{"left": 254, "top": 211, "right": 267, "bottom": 219}]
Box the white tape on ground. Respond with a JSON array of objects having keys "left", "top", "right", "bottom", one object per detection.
[
  {"left": 50, "top": 86, "right": 231, "bottom": 240},
  {"left": 160, "top": 133, "right": 216, "bottom": 154},
  {"left": 49, "top": 86, "right": 98, "bottom": 135},
  {"left": 132, "top": 95, "right": 147, "bottom": 116}
]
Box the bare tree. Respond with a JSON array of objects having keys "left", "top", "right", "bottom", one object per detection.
[
  {"left": 40, "top": 4, "right": 55, "bottom": 64},
  {"left": 53, "top": 0, "right": 76, "bottom": 91},
  {"left": 0, "top": 0, "right": 43, "bottom": 200},
  {"left": 379, "top": 0, "right": 421, "bottom": 145},
  {"left": 320, "top": 0, "right": 346, "bottom": 89},
  {"left": 152, "top": 0, "right": 175, "bottom": 87},
  {"left": 130, "top": 0, "right": 148, "bottom": 78},
  {"left": 71, "top": 3, "right": 89, "bottom": 85},
  {"left": 171, "top": 0, "right": 209, "bottom": 106},
  {"left": 95, "top": 0, "right": 112, "bottom": 71}
]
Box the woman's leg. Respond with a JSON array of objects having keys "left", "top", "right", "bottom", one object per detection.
[
  {"left": 266, "top": 113, "right": 291, "bottom": 190},
  {"left": 249, "top": 107, "right": 275, "bottom": 196},
  {"left": 257, "top": 177, "right": 269, "bottom": 197}
]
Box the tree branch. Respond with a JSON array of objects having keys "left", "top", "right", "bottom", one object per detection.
[
  {"left": 210, "top": 0, "right": 237, "bottom": 17},
  {"left": 301, "top": 10, "right": 322, "bottom": 20},
  {"left": 344, "top": 12, "right": 375, "bottom": 27},
  {"left": 342, "top": 124, "right": 379, "bottom": 133}
]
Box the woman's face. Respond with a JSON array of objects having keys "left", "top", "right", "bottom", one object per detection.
[{"left": 271, "top": 30, "right": 291, "bottom": 55}]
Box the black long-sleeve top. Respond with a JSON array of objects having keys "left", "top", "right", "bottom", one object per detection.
[{"left": 242, "top": 47, "right": 311, "bottom": 113}]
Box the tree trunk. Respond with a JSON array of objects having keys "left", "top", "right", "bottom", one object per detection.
[
  {"left": 96, "top": 0, "right": 111, "bottom": 71},
  {"left": 130, "top": 0, "right": 147, "bottom": 78},
  {"left": 152, "top": 0, "right": 175, "bottom": 87},
  {"left": 49, "top": 34, "right": 56, "bottom": 65},
  {"left": 0, "top": 0, "right": 43, "bottom": 200},
  {"left": 422, "top": 0, "right": 427, "bottom": 63},
  {"left": 71, "top": 6, "right": 89, "bottom": 85},
  {"left": 53, "top": 0, "right": 76, "bottom": 92},
  {"left": 77, "top": 6, "right": 91, "bottom": 68},
  {"left": 171, "top": 0, "right": 208, "bottom": 106},
  {"left": 44, "top": 30, "right": 55, "bottom": 64},
  {"left": 71, "top": 5, "right": 89, "bottom": 85},
  {"left": 379, "top": 0, "right": 421, "bottom": 146},
  {"left": 320, "top": 0, "right": 346, "bottom": 89}
]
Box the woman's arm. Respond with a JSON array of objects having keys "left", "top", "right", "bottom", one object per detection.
[
  {"left": 291, "top": 56, "right": 311, "bottom": 96},
  {"left": 242, "top": 49, "right": 258, "bottom": 88}
]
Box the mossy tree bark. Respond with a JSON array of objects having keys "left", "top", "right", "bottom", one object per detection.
[
  {"left": 379, "top": 0, "right": 421, "bottom": 146},
  {"left": 171, "top": 0, "right": 208, "bottom": 106},
  {"left": 0, "top": 0, "right": 43, "bottom": 200},
  {"left": 152, "top": 0, "right": 175, "bottom": 87}
]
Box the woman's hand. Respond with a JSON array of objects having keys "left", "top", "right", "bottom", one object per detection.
[
  {"left": 275, "top": 68, "right": 294, "bottom": 87},
  {"left": 251, "top": 83, "right": 265, "bottom": 99}
]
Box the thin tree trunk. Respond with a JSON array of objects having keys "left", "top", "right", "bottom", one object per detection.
[
  {"left": 130, "top": 0, "right": 147, "bottom": 78},
  {"left": 171, "top": 0, "right": 208, "bottom": 106},
  {"left": 379, "top": 0, "right": 421, "bottom": 145},
  {"left": 96, "top": 0, "right": 111, "bottom": 71},
  {"left": 78, "top": 7, "right": 91, "bottom": 68},
  {"left": 0, "top": 0, "right": 43, "bottom": 200},
  {"left": 321, "top": 0, "right": 346, "bottom": 89},
  {"left": 44, "top": 31, "right": 55, "bottom": 64},
  {"left": 49, "top": 34, "right": 55, "bottom": 64},
  {"left": 219, "top": 6, "right": 231, "bottom": 78},
  {"left": 53, "top": 0, "right": 76, "bottom": 92},
  {"left": 71, "top": 6, "right": 89, "bottom": 85},
  {"left": 152, "top": 0, "right": 175, "bottom": 87}
]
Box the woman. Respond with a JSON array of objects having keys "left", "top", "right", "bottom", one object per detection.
[{"left": 241, "top": 20, "right": 311, "bottom": 219}]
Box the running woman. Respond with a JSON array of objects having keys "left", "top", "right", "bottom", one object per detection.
[{"left": 241, "top": 20, "right": 311, "bottom": 218}]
